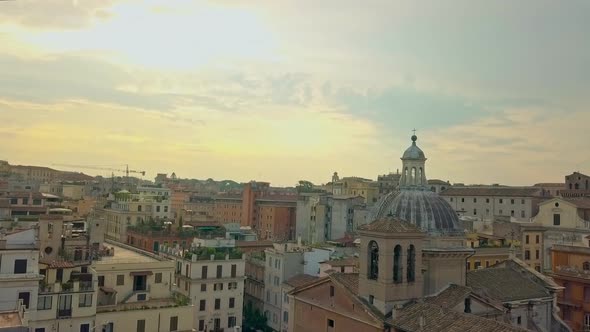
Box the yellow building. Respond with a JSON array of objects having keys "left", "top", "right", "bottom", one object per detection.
[
  {"left": 465, "top": 233, "right": 513, "bottom": 270},
  {"left": 331, "top": 177, "right": 379, "bottom": 205}
]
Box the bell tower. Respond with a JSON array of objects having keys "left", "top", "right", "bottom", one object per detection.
[{"left": 358, "top": 217, "right": 426, "bottom": 315}]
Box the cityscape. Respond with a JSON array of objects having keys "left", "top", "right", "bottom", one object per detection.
[{"left": 1, "top": 1, "right": 589, "bottom": 332}]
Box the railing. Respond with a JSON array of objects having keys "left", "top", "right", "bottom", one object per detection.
[
  {"left": 57, "top": 309, "right": 72, "bottom": 318},
  {"left": 121, "top": 285, "right": 151, "bottom": 303}
]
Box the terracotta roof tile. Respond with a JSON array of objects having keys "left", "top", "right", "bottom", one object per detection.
[
  {"left": 322, "top": 258, "right": 358, "bottom": 267},
  {"left": 563, "top": 198, "right": 590, "bottom": 209},
  {"left": 392, "top": 302, "right": 526, "bottom": 332},
  {"left": 330, "top": 273, "right": 359, "bottom": 294},
  {"left": 284, "top": 274, "right": 319, "bottom": 288},
  {"left": 467, "top": 266, "right": 551, "bottom": 302},
  {"left": 358, "top": 217, "right": 424, "bottom": 233},
  {"left": 425, "top": 284, "right": 473, "bottom": 308}
]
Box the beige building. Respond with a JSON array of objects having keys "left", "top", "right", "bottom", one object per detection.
[
  {"left": 159, "top": 242, "right": 245, "bottom": 332},
  {"left": 100, "top": 188, "right": 172, "bottom": 241},
  {"left": 330, "top": 176, "right": 379, "bottom": 205},
  {"left": 441, "top": 186, "right": 544, "bottom": 221},
  {"left": 525, "top": 196, "right": 590, "bottom": 272},
  {"left": 94, "top": 241, "right": 193, "bottom": 332}
]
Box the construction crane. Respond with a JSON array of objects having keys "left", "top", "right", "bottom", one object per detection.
[{"left": 52, "top": 164, "right": 146, "bottom": 178}]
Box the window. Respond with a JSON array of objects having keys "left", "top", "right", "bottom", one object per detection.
[
  {"left": 38, "top": 296, "right": 52, "bottom": 310},
  {"left": 464, "top": 298, "right": 472, "bottom": 313},
  {"left": 228, "top": 316, "right": 237, "bottom": 328},
  {"left": 485, "top": 261, "right": 490, "bottom": 268},
  {"left": 164, "top": 206, "right": 168, "bottom": 213},
  {"left": 535, "top": 250, "right": 540, "bottom": 260},
  {"left": 229, "top": 297, "right": 235, "bottom": 308},
  {"left": 137, "top": 320, "right": 146, "bottom": 332},
  {"left": 499, "top": 209, "right": 503, "bottom": 214},
  {"left": 155, "top": 272, "right": 162, "bottom": 283},
  {"left": 156, "top": 206, "right": 161, "bottom": 212},
  {"left": 450, "top": 198, "right": 454, "bottom": 202},
  {"left": 368, "top": 241, "right": 379, "bottom": 280},
  {"left": 268, "top": 257, "right": 272, "bottom": 267},
  {"left": 521, "top": 211, "right": 525, "bottom": 218},
  {"left": 79, "top": 294, "right": 92, "bottom": 307},
  {"left": 466, "top": 262, "right": 471, "bottom": 270},
  {"left": 327, "top": 319, "right": 335, "bottom": 328},
  {"left": 525, "top": 235, "right": 529, "bottom": 244},
  {"left": 18, "top": 292, "right": 30, "bottom": 308},
  {"left": 201, "top": 284, "right": 207, "bottom": 292},
  {"left": 517, "top": 316, "right": 522, "bottom": 325},
  {"left": 553, "top": 214, "right": 561, "bottom": 226},
  {"left": 535, "top": 265, "right": 541, "bottom": 272},
  {"left": 199, "top": 300, "right": 206, "bottom": 311},
  {"left": 368, "top": 295, "right": 374, "bottom": 304},
  {"left": 461, "top": 198, "right": 465, "bottom": 203},
  {"left": 486, "top": 209, "right": 490, "bottom": 215},
  {"left": 35, "top": 329, "right": 45, "bottom": 332},
  {"left": 499, "top": 199, "right": 503, "bottom": 204},
  {"left": 117, "top": 274, "right": 125, "bottom": 286},
  {"left": 511, "top": 210, "right": 515, "bottom": 217},
  {"left": 98, "top": 276, "right": 105, "bottom": 287},
  {"left": 585, "top": 314, "right": 590, "bottom": 329},
  {"left": 536, "top": 235, "right": 540, "bottom": 244},
  {"left": 584, "top": 262, "right": 590, "bottom": 271},
  {"left": 22, "top": 198, "right": 29, "bottom": 205},
  {"left": 283, "top": 311, "right": 288, "bottom": 323},
  {"left": 511, "top": 199, "right": 515, "bottom": 204},
  {"left": 201, "top": 266, "right": 208, "bottom": 279},
  {"left": 231, "top": 264, "right": 237, "bottom": 278},
  {"left": 473, "top": 198, "right": 477, "bottom": 203},
  {"left": 473, "top": 209, "right": 477, "bottom": 215},
  {"left": 584, "top": 287, "right": 590, "bottom": 302},
  {"left": 525, "top": 250, "right": 531, "bottom": 260},
  {"left": 486, "top": 198, "right": 490, "bottom": 203},
  {"left": 10, "top": 198, "right": 18, "bottom": 204},
  {"left": 14, "top": 259, "right": 27, "bottom": 274},
  {"left": 214, "top": 318, "right": 221, "bottom": 330},
  {"left": 217, "top": 265, "right": 222, "bottom": 278},
  {"left": 228, "top": 282, "right": 238, "bottom": 290},
  {"left": 330, "top": 286, "right": 335, "bottom": 297},
  {"left": 80, "top": 324, "right": 90, "bottom": 332},
  {"left": 215, "top": 298, "right": 221, "bottom": 310},
  {"left": 214, "top": 283, "right": 224, "bottom": 291},
  {"left": 474, "top": 261, "right": 481, "bottom": 269},
  {"left": 169, "top": 316, "right": 178, "bottom": 332}
]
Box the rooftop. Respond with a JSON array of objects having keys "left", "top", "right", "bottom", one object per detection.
[
  {"left": 467, "top": 261, "right": 552, "bottom": 302},
  {"left": 284, "top": 274, "right": 319, "bottom": 288},
  {"left": 0, "top": 311, "right": 23, "bottom": 329},
  {"left": 321, "top": 258, "right": 358, "bottom": 267},
  {"left": 94, "top": 242, "right": 163, "bottom": 265},
  {"left": 440, "top": 187, "right": 542, "bottom": 197}
]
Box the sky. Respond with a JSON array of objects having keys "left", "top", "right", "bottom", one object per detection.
[{"left": 0, "top": 0, "right": 589, "bottom": 186}]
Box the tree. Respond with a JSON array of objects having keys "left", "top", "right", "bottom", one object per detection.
[{"left": 296, "top": 180, "right": 314, "bottom": 193}]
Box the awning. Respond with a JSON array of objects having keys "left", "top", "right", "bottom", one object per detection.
[
  {"left": 100, "top": 287, "right": 117, "bottom": 294},
  {"left": 130, "top": 271, "right": 153, "bottom": 276}
]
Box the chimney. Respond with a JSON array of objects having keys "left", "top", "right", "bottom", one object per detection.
[
  {"left": 391, "top": 304, "right": 404, "bottom": 321},
  {"left": 418, "top": 315, "right": 425, "bottom": 329}
]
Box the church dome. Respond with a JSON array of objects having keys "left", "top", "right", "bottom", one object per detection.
[
  {"left": 371, "top": 190, "right": 463, "bottom": 235},
  {"left": 402, "top": 135, "right": 426, "bottom": 160}
]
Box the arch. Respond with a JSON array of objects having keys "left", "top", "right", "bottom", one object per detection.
[
  {"left": 411, "top": 167, "right": 417, "bottom": 185},
  {"left": 418, "top": 167, "right": 423, "bottom": 185},
  {"left": 368, "top": 241, "right": 379, "bottom": 280},
  {"left": 394, "top": 245, "right": 403, "bottom": 283},
  {"left": 575, "top": 183, "right": 580, "bottom": 190},
  {"left": 407, "top": 244, "right": 416, "bottom": 282},
  {"left": 583, "top": 261, "right": 590, "bottom": 271},
  {"left": 404, "top": 167, "right": 409, "bottom": 185},
  {"left": 569, "top": 183, "right": 573, "bottom": 189},
  {"left": 430, "top": 186, "right": 436, "bottom": 192}
]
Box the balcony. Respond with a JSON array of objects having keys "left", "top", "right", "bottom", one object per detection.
[{"left": 57, "top": 309, "right": 72, "bottom": 318}]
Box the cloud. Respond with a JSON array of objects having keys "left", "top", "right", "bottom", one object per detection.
[{"left": 0, "top": 0, "right": 122, "bottom": 30}]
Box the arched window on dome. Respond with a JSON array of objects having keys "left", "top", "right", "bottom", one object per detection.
[
  {"left": 393, "top": 245, "right": 403, "bottom": 283},
  {"left": 404, "top": 167, "right": 409, "bottom": 186},
  {"left": 418, "top": 167, "right": 423, "bottom": 185},
  {"left": 368, "top": 241, "right": 379, "bottom": 280},
  {"left": 407, "top": 244, "right": 416, "bottom": 282},
  {"left": 411, "top": 167, "right": 417, "bottom": 186}
]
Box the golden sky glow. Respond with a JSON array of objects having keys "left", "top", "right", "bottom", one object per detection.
[{"left": 1, "top": 0, "right": 589, "bottom": 186}]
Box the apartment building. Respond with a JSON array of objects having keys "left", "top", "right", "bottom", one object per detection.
[
  {"left": 159, "top": 240, "right": 245, "bottom": 332},
  {"left": 93, "top": 241, "right": 193, "bottom": 332},
  {"left": 244, "top": 252, "right": 265, "bottom": 313},
  {"left": 100, "top": 188, "right": 172, "bottom": 241},
  {"left": 549, "top": 244, "right": 590, "bottom": 332},
  {"left": 441, "top": 186, "right": 544, "bottom": 221},
  {"left": 295, "top": 193, "right": 365, "bottom": 244},
  {"left": 263, "top": 242, "right": 330, "bottom": 332},
  {"left": 0, "top": 228, "right": 42, "bottom": 321},
  {"left": 330, "top": 177, "right": 379, "bottom": 205}
]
